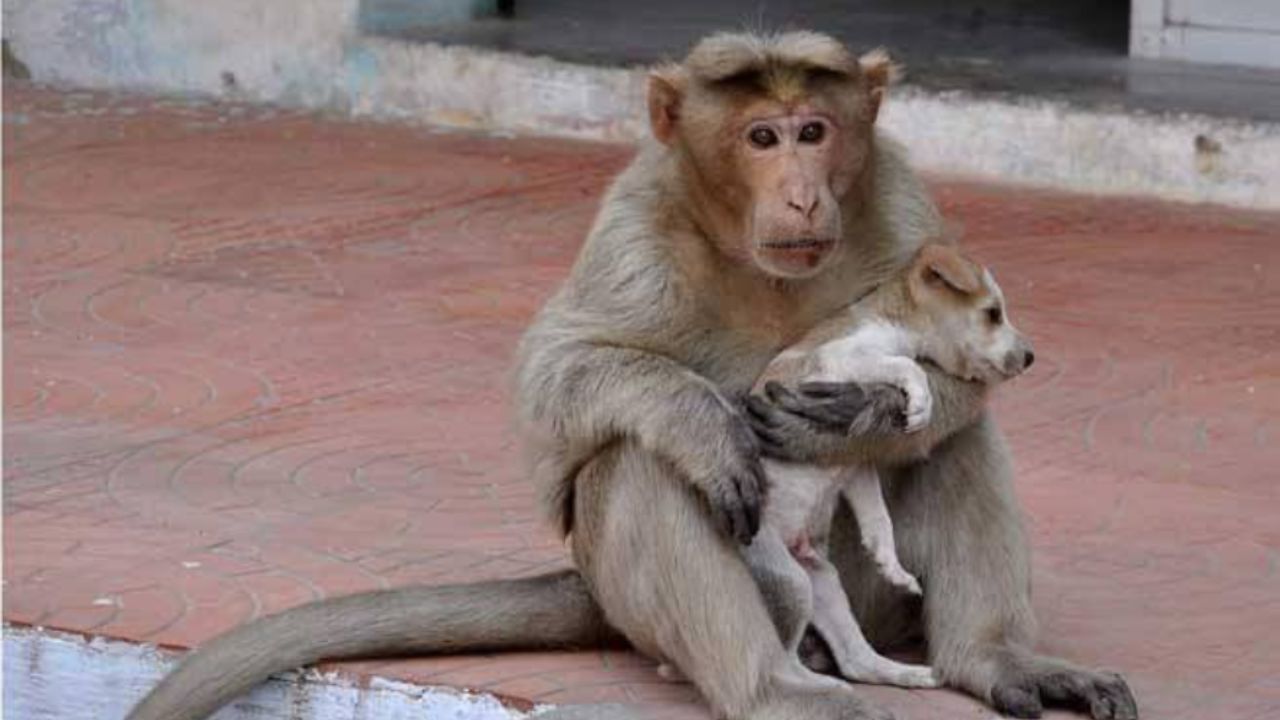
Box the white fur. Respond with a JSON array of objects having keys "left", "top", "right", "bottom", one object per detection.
[
  {"left": 749, "top": 317, "right": 949, "bottom": 689},
  {"left": 753, "top": 318, "right": 940, "bottom": 689},
  {"left": 751, "top": 256, "right": 1036, "bottom": 692}
]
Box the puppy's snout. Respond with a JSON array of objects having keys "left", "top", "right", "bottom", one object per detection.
[{"left": 1004, "top": 337, "right": 1035, "bottom": 377}]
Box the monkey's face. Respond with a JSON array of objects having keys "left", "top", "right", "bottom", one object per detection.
[
  {"left": 647, "top": 34, "right": 892, "bottom": 280},
  {"left": 734, "top": 103, "right": 866, "bottom": 279}
]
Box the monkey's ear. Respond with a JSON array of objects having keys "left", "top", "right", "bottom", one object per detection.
[
  {"left": 648, "top": 66, "right": 686, "bottom": 145},
  {"left": 858, "top": 48, "right": 901, "bottom": 123},
  {"left": 912, "top": 243, "right": 981, "bottom": 298}
]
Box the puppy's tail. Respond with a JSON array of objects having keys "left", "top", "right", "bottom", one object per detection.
[{"left": 127, "top": 570, "right": 614, "bottom": 720}]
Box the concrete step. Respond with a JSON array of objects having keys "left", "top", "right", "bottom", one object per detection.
[{"left": 4, "top": 1, "right": 1280, "bottom": 208}]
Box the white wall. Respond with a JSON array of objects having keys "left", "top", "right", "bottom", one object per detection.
[{"left": 1132, "top": 0, "right": 1280, "bottom": 69}]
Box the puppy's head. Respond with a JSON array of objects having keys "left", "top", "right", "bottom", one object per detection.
[{"left": 907, "top": 243, "right": 1034, "bottom": 384}]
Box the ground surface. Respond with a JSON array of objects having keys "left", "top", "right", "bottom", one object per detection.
[{"left": 4, "top": 84, "right": 1279, "bottom": 720}]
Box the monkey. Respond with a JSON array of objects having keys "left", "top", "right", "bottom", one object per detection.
[
  {"left": 124, "top": 31, "right": 1137, "bottom": 720},
  {"left": 713, "top": 242, "right": 1036, "bottom": 694}
]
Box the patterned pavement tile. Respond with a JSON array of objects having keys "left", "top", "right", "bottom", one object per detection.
[{"left": 4, "top": 84, "right": 1278, "bottom": 719}]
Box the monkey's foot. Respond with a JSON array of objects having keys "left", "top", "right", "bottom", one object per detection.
[{"left": 987, "top": 655, "right": 1138, "bottom": 720}]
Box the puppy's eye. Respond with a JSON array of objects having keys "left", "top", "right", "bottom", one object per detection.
[
  {"left": 986, "top": 306, "right": 1003, "bottom": 325},
  {"left": 798, "top": 122, "right": 825, "bottom": 144},
  {"left": 748, "top": 126, "right": 779, "bottom": 149}
]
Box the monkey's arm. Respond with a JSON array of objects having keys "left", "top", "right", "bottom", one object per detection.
[
  {"left": 519, "top": 340, "right": 764, "bottom": 542},
  {"left": 746, "top": 364, "right": 988, "bottom": 466}
]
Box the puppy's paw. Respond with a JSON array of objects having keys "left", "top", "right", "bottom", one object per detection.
[
  {"left": 897, "top": 666, "right": 941, "bottom": 689},
  {"left": 882, "top": 563, "right": 923, "bottom": 596},
  {"left": 656, "top": 663, "right": 686, "bottom": 683},
  {"left": 843, "top": 659, "right": 939, "bottom": 690},
  {"left": 900, "top": 371, "right": 933, "bottom": 433}
]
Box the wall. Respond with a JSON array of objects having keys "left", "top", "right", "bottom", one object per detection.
[{"left": 1132, "top": 0, "right": 1280, "bottom": 69}]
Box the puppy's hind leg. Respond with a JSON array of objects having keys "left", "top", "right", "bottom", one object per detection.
[
  {"left": 807, "top": 554, "right": 938, "bottom": 689},
  {"left": 743, "top": 526, "right": 849, "bottom": 694}
]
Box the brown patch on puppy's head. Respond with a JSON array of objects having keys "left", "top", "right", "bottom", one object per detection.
[
  {"left": 646, "top": 32, "right": 897, "bottom": 279},
  {"left": 907, "top": 243, "right": 1036, "bottom": 383}
]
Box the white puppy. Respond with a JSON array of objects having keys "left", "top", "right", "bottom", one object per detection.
[{"left": 746, "top": 242, "right": 1035, "bottom": 688}]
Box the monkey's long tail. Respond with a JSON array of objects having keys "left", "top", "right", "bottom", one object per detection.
[{"left": 127, "top": 570, "right": 614, "bottom": 720}]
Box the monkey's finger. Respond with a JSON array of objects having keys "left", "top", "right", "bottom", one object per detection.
[
  {"left": 762, "top": 381, "right": 800, "bottom": 406},
  {"left": 735, "top": 474, "right": 761, "bottom": 543},
  {"left": 727, "top": 483, "right": 755, "bottom": 545},
  {"left": 743, "top": 395, "right": 780, "bottom": 428},
  {"left": 1091, "top": 694, "right": 1115, "bottom": 720},
  {"left": 1090, "top": 674, "right": 1137, "bottom": 720},
  {"left": 1107, "top": 676, "right": 1139, "bottom": 720},
  {"left": 764, "top": 383, "right": 856, "bottom": 428},
  {"left": 786, "top": 381, "right": 893, "bottom": 427},
  {"left": 992, "top": 682, "right": 1045, "bottom": 719},
  {"left": 796, "top": 381, "right": 869, "bottom": 400},
  {"left": 743, "top": 402, "right": 790, "bottom": 453},
  {"left": 708, "top": 498, "right": 736, "bottom": 542},
  {"left": 753, "top": 429, "right": 798, "bottom": 461}
]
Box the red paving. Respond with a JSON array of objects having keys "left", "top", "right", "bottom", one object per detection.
[{"left": 4, "top": 84, "right": 1279, "bottom": 720}]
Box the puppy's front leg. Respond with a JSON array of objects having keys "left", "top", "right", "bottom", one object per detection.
[{"left": 840, "top": 466, "right": 921, "bottom": 596}]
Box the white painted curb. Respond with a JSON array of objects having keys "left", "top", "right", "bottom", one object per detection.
[{"left": 3, "top": 626, "right": 536, "bottom": 720}]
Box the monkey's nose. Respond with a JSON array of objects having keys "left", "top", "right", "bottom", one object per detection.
[
  {"left": 786, "top": 197, "right": 818, "bottom": 218},
  {"left": 1023, "top": 350, "right": 1035, "bottom": 369}
]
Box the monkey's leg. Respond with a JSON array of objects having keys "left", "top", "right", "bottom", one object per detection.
[
  {"left": 886, "top": 416, "right": 1138, "bottom": 720},
  {"left": 741, "top": 525, "right": 816, "bottom": 654},
  {"left": 805, "top": 554, "right": 937, "bottom": 689},
  {"left": 572, "top": 441, "right": 886, "bottom": 720}
]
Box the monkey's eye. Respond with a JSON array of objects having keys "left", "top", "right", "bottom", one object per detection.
[
  {"left": 748, "top": 126, "right": 779, "bottom": 149},
  {"left": 986, "top": 306, "right": 1003, "bottom": 325},
  {"left": 798, "top": 122, "right": 825, "bottom": 144}
]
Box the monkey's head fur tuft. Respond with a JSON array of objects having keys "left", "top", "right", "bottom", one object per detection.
[{"left": 647, "top": 31, "right": 897, "bottom": 280}]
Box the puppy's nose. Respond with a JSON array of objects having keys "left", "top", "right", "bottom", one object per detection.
[{"left": 1023, "top": 350, "right": 1035, "bottom": 369}]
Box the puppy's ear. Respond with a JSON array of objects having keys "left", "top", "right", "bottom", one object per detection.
[
  {"left": 911, "top": 243, "right": 981, "bottom": 299},
  {"left": 859, "top": 48, "right": 901, "bottom": 123},
  {"left": 648, "top": 65, "right": 686, "bottom": 145}
]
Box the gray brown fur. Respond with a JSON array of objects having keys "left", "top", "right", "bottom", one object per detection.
[{"left": 124, "top": 30, "right": 1136, "bottom": 720}]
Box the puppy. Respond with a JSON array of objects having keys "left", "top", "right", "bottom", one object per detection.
[{"left": 744, "top": 242, "right": 1035, "bottom": 688}]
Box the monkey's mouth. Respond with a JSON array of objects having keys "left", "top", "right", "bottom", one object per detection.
[
  {"left": 756, "top": 237, "right": 838, "bottom": 276},
  {"left": 761, "top": 238, "right": 835, "bottom": 251}
]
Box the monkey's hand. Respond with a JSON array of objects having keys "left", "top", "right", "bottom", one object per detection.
[
  {"left": 684, "top": 405, "right": 767, "bottom": 545},
  {"left": 517, "top": 338, "right": 767, "bottom": 544},
  {"left": 747, "top": 381, "right": 908, "bottom": 463},
  {"left": 748, "top": 360, "right": 989, "bottom": 465}
]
